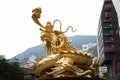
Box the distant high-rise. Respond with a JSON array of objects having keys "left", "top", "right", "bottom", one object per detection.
[{"left": 97, "top": 0, "right": 120, "bottom": 80}]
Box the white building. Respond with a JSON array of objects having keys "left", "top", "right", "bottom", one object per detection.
[
  {"left": 82, "top": 43, "right": 96, "bottom": 52},
  {"left": 99, "top": 66, "right": 107, "bottom": 77}
]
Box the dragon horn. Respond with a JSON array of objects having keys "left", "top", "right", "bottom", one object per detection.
[{"left": 53, "top": 19, "right": 62, "bottom": 31}]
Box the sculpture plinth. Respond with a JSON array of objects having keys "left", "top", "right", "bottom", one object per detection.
[
  {"left": 32, "top": 7, "right": 100, "bottom": 79},
  {"left": 38, "top": 77, "right": 103, "bottom": 80}
]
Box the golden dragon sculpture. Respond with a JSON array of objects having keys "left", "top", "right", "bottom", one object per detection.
[{"left": 32, "top": 7, "right": 100, "bottom": 78}]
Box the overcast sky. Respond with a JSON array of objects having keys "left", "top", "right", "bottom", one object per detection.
[{"left": 0, "top": 0, "right": 104, "bottom": 59}]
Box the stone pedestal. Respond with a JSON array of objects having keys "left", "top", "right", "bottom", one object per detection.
[{"left": 38, "top": 77, "right": 103, "bottom": 80}]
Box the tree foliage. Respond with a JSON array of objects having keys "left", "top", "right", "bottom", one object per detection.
[
  {"left": 0, "top": 56, "right": 26, "bottom": 80},
  {"left": 102, "top": 73, "right": 108, "bottom": 80}
]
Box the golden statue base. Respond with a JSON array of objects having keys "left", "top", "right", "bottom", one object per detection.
[{"left": 38, "top": 77, "right": 103, "bottom": 80}]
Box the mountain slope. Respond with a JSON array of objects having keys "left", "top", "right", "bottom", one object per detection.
[{"left": 10, "top": 35, "right": 97, "bottom": 63}]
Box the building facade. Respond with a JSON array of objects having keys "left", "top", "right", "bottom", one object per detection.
[
  {"left": 112, "top": 0, "right": 120, "bottom": 79},
  {"left": 97, "top": 0, "right": 120, "bottom": 80}
]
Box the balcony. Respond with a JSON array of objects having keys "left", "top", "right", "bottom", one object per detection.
[
  {"left": 104, "top": 26, "right": 113, "bottom": 29},
  {"left": 109, "top": 23, "right": 113, "bottom": 26},
  {"left": 103, "top": 18, "right": 113, "bottom": 23},
  {"left": 104, "top": 41, "right": 115, "bottom": 47},
  {"left": 104, "top": 30, "right": 115, "bottom": 34},
  {"left": 104, "top": 32, "right": 115, "bottom": 36},
  {"left": 104, "top": 40, "right": 114, "bottom": 43}
]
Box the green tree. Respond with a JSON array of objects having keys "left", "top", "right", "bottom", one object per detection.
[
  {"left": 102, "top": 73, "right": 108, "bottom": 80},
  {"left": 0, "top": 56, "right": 26, "bottom": 80}
]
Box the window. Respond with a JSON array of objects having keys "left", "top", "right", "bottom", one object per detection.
[
  {"left": 105, "top": 4, "right": 112, "bottom": 11},
  {"left": 117, "top": 62, "right": 120, "bottom": 73},
  {"left": 103, "top": 18, "right": 113, "bottom": 23},
  {"left": 105, "top": 0, "right": 111, "bottom": 2},
  {"left": 105, "top": 12, "right": 112, "bottom": 17},
  {"left": 109, "top": 23, "right": 113, "bottom": 27}
]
